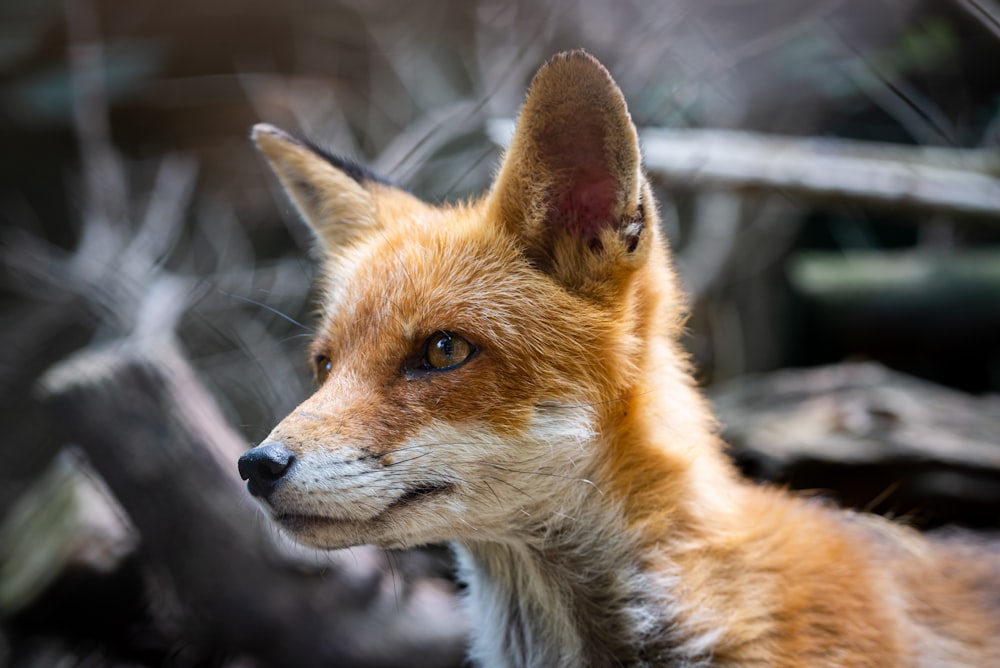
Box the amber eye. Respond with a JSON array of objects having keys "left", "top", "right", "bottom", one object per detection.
[
  {"left": 422, "top": 332, "right": 475, "bottom": 371},
  {"left": 314, "top": 354, "right": 332, "bottom": 384}
]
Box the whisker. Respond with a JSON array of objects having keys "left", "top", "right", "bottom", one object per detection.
[
  {"left": 479, "top": 461, "right": 606, "bottom": 493},
  {"left": 481, "top": 479, "right": 503, "bottom": 506},
  {"left": 279, "top": 332, "right": 317, "bottom": 344},
  {"left": 482, "top": 474, "right": 534, "bottom": 501},
  {"left": 385, "top": 550, "right": 402, "bottom": 613},
  {"left": 457, "top": 517, "right": 479, "bottom": 532},
  {"left": 220, "top": 289, "right": 315, "bottom": 332},
  {"left": 386, "top": 453, "right": 435, "bottom": 467}
]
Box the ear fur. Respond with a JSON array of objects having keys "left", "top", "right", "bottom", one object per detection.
[
  {"left": 251, "top": 123, "right": 379, "bottom": 251},
  {"left": 490, "top": 50, "right": 648, "bottom": 290}
]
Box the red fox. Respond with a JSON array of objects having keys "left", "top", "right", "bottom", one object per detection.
[{"left": 239, "top": 50, "right": 1000, "bottom": 666}]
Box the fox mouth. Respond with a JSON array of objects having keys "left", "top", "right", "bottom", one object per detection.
[
  {"left": 275, "top": 481, "right": 454, "bottom": 532},
  {"left": 385, "top": 481, "right": 454, "bottom": 510}
]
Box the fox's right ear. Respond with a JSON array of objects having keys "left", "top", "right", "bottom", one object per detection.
[
  {"left": 251, "top": 123, "right": 378, "bottom": 251},
  {"left": 489, "top": 51, "right": 649, "bottom": 298}
]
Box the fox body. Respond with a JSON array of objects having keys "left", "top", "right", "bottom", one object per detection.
[{"left": 239, "top": 51, "right": 1000, "bottom": 666}]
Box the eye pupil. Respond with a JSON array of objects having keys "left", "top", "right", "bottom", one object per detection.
[
  {"left": 424, "top": 332, "right": 473, "bottom": 370},
  {"left": 314, "top": 354, "right": 332, "bottom": 383}
]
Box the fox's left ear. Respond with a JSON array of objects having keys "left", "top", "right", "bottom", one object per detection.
[
  {"left": 490, "top": 50, "right": 649, "bottom": 292},
  {"left": 251, "top": 123, "right": 381, "bottom": 253}
]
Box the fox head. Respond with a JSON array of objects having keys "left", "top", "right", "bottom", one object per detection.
[{"left": 239, "top": 50, "right": 688, "bottom": 550}]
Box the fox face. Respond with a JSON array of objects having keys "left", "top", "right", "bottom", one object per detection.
[
  {"left": 239, "top": 51, "right": 678, "bottom": 553},
  {"left": 246, "top": 185, "right": 610, "bottom": 550}
]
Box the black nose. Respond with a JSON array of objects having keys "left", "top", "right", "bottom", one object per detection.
[{"left": 238, "top": 442, "right": 295, "bottom": 499}]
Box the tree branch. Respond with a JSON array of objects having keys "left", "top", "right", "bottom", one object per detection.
[{"left": 640, "top": 128, "right": 1000, "bottom": 218}]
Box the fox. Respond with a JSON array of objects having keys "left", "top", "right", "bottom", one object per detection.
[{"left": 238, "top": 50, "right": 1000, "bottom": 667}]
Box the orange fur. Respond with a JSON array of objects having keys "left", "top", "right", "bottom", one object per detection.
[{"left": 242, "top": 51, "right": 1000, "bottom": 666}]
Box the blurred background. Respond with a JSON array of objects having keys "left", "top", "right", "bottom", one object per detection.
[{"left": 0, "top": 0, "right": 998, "bottom": 665}]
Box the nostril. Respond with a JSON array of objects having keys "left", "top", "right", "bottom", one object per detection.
[
  {"left": 238, "top": 442, "right": 296, "bottom": 498},
  {"left": 258, "top": 454, "right": 291, "bottom": 479}
]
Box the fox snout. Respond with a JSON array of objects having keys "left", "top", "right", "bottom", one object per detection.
[{"left": 238, "top": 442, "right": 296, "bottom": 500}]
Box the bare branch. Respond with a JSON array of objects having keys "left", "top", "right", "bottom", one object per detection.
[{"left": 638, "top": 127, "right": 1000, "bottom": 218}]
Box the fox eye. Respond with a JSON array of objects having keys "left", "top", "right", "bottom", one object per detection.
[
  {"left": 422, "top": 332, "right": 475, "bottom": 371},
  {"left": 314, "top": 354, "right": 332, "bottom": 384}
]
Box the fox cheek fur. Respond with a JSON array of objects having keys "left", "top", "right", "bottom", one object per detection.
[{"left": 240, "top": 50, "right": 1000, "bottom": 668}]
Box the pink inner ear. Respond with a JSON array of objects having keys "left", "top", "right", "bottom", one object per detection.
[{"left": 553, "top": 172, "right": 617, "bottom": 249}]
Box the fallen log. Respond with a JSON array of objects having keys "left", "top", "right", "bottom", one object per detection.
[
  {"left": 36, "top": 337, "right": 466, "bottom": 667},
  {"left": 711, "top": 362, "right": 1000, "bottom": 528}
]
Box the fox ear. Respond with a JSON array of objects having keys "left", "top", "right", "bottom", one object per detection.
[
  {"left": 251, "top": 123, "right": 378, "bottom": 251},
  {"left": 490, "top": 50, "right": 647, "bottom": 286}
]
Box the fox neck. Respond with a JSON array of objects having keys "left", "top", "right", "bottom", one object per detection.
[
  {"left": 453, "top": 458, "right": 726, "bottom": 667},
  {"left": 455, "top": 329, "right": 734, "bottom": 667},
  {"left": 454, "top": 508, "right": 679, "bottom": 668}
]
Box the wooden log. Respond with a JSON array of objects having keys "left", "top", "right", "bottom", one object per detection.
[
  {"left": 37, "top": 338, "right": 467, "bottom": 668},
  {"left": 711, "top": 362, "right": 1000, "bottom": 528}
]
